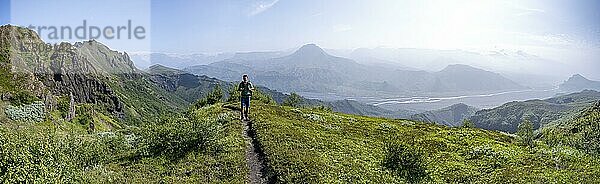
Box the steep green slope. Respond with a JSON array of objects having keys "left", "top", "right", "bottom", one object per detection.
[
  {"left": 542, "top": 100, "right": 600, "bottom": 154},
  {"left": 146, "top": 64, "right": 226, "bottom": 104},
  {"left": 470, "top": 90, "right": 600, "bottom": 133},
  {"left": 249, "top": 102, "right": 600, "bottom": 183}
]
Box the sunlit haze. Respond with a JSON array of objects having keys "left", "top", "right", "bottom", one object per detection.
[{"left": 3, "top": 0, "right": 600, "bottom": 78}]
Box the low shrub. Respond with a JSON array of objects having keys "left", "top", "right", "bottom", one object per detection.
[
  {"left": 134, "top": 114, "right": 225, "bottom": 159},
  {"left": 0, "top": 125, "right": 120, "bottom": 183},
  {"left": 4, "top": 101, "right": 45, "bottom": 122},
  {"left": 283, "top": 92, "right": 303, "bottom": 107},
  {"left": 252, "top": 88, "right": 276, "bottom": 105},
  {"left": 192, "top": 84, "right": 223, "bottom": 108},
  {"left": 382, "top": 142, "right": 429, "bottom": 183}
]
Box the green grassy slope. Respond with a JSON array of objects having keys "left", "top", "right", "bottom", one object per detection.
[
  {"left": 0, "top": 104, "right": 248, "bottom": 183},
  {"left": 249, "top": 102, "right": 600, "bottom": 183},
  {"left": 3, "top": 91, "right": 600, "bottom": 183},
  {"left": 542, "top": 100, "right": 600, "bottom": 154},
  {"left": 107, "top": 74, "right": 188, "bottom": 124},
  {"left": 3, "top": 25, "right": 600, "bottom": 184}
]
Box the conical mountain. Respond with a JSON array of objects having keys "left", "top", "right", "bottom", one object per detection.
[
  {"left": 289, "top": 44, "right": 329, "bottom": 58},
  {"left": 559, "top": 74, "right": 600, "bottom": 91}
]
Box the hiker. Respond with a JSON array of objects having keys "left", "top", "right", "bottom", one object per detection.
[{"left": 238, "top": 74, "right": 254, "bottom": 121}]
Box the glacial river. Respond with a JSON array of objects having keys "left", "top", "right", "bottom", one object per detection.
[{"left": 299, "top": 88, "right": 562, "bottom": 112}]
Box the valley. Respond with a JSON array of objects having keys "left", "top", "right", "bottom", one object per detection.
[
  {"left": 300, "top": 87, "right": 560, "bottom": 112},
  {"left": 1, "top": 23, "right": 600, "bottom": 183}
]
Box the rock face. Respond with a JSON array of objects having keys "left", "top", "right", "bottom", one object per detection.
[
  {"left": 41, "top": 72, "right": 124, "bottom": 118},
  {"left": 66, "top": 92, "right": 75, "bottom": 121},
  {"left": 1, "top": 25, "right": 188, "bottom": 122},
  {"left": 1, "top": 25, "right": 132, "bottom": 119}
]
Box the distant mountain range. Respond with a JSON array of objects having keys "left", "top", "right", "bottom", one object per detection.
[
  {"left": 559, "top": 74, "right": 600, "bottom": 92},
  {"left": 130, "top": 51, "right": 293, "bottom": 70},
  {"left": 410, "top": 103, "right": 479, "bottom": 127},
  {"left": 185, "top": 44, "right": 527, "bottom": 96},
  {"left": 131, "top": 46, "right": 571, "bottom": 91},
  {"left": 469, "top": 90, "right": 600, "bottom": 133},
  {"left": 347, "top": 47, "right": 569, "bottom": 78},
  {"left": 130, "top": 52, "right": 234, "bottom": 70}
]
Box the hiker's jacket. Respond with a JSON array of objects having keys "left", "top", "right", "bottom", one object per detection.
[{"left": 238, "top": 81, "right": 253, "bottom": 97}]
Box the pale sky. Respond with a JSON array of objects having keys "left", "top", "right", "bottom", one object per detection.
[
  {"left": 153, "top": 0, "right": 600, "bottom": 52},
  {"left": 3, "top": 0, "right": 600, "bottom": 77}
]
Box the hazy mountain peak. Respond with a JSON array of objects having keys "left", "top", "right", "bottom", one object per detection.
[
  {"left": 569, "top": 74, "right": 588, "bottom": 81},
  {"left": 147, "top": 64, "right": 186, "bottom": 75},
  {"left": 559, "top": 74, "right": 600, "bottom": 92},
  {"left": 292, "top": 44, "right": 329, "bottom": 57},
  {"left": 440, "top": 64, "right": 481, "bottom": 72}
]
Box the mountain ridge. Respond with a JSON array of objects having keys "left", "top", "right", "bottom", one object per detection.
[
  {"left": 2, "top": 25, "right": 600, "bottom": 183},
  {"left": 559, "top": 74, "right": 600, "bottom": 92},
  {"left": 186, "top": 44, "right": 525, "bottom": 96}
]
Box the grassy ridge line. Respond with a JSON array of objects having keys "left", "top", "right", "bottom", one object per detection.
[{"left": 248, "top": 103, "right": 600, "bottom": 183}]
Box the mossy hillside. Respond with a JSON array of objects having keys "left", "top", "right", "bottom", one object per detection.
[{"left": 249, "top": 102, "right": 600, "bottom": 183}]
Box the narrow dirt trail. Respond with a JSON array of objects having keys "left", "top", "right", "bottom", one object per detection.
[{"left": 242, "top": 119, "right": 269, "bottom": 184}]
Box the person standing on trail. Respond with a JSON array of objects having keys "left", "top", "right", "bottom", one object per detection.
[{"left": 238, "top": 74, "right": 254, "bottom": 121}]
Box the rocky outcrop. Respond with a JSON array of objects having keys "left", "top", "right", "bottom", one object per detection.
[{"left": 1, "top": 25, "right": 132, "bottom": 119}]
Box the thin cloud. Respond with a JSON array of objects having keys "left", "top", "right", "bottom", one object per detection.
[
  {"left": 311, "top": 12, "right": 323, "bottom": 18},
  {"left": 504, "top": 2, "right": 546, "bottom": 17},
  {"left": 333, "top": 24, "right": 352, "bottom": 33},
  {"left": 248, "top": 0, "right": 279, "bottom": 16}
]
